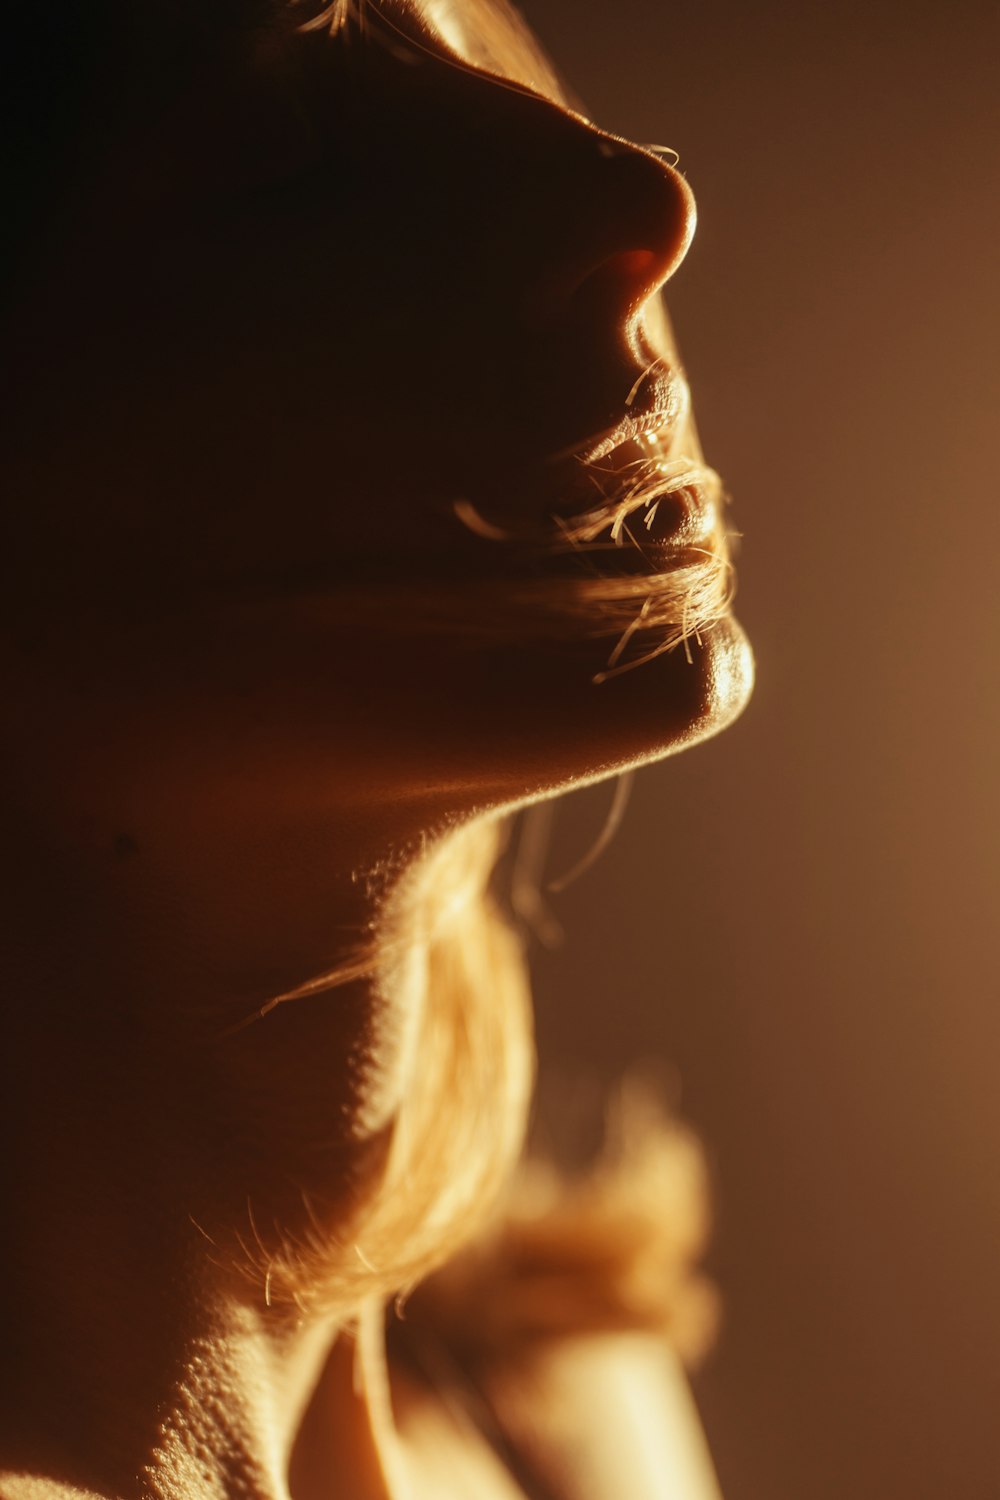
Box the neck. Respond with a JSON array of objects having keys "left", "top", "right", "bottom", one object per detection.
[
  {"left": 0, "top": 812, "right": 407, "bottom": 1499},
  {"left": 0, "top": 1022, "right": 404, "bottom": 1500}
]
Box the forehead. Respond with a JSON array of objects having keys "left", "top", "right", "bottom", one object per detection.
[{"left": 380, "top": 0, "right": 569, "bottom": 104}]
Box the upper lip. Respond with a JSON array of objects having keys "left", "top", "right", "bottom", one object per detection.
[
  {"left": 551, "top": 347, "right": 691, "bottom": 468},
  {"left": 563, "top": 360, "right": 689, "bottom": 465}
]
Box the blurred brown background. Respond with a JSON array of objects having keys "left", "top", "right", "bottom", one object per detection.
[{"left": 519, "top": 1, "right": 1000, "bottom": 1497}]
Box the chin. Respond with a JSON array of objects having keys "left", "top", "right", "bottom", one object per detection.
[
  {"left": 561, "top": 612, "right": 755, "bottom": 788},
  {"left": 682, "top": 613, "right": 756, "bottom": 747},
  {"left": 433, "top": 613, "right": 754, "bottom": 820}
]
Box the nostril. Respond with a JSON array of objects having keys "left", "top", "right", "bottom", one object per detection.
[
  {"left": 526, "top": 229, "right": 691, "bottom": 325},
  {"left": 570, "top": 248, "right": 664, "bottom": 322},
  {"left": 614, "top": 249, "right": 659, "bottom": 279},
  {"left": 566, "top": 222, "right": 693, "bottom": 324}
]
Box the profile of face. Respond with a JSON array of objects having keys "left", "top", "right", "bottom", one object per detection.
[
  {"left": 2, "top": 0, "right": 752, "bottom": 1305},
  {"left": 7, "top": 0, "right": 751, "bottom": 828}
]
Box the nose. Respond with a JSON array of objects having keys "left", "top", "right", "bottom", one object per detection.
[{"left": 521, "top": 127, "right": 697, "bottom": 328}]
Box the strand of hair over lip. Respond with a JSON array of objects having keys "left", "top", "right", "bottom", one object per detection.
[
  {"left": 446, "top": 449, "right": 737, "bottom": 680},
  {"left": 223, "top": 444, "right": 733, "bottom": 686}
]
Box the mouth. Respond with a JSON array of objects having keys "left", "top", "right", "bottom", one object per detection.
[
  {"left": 494, "top": 319, "right": 737, "bottom": 678},
  {"left": 543, "top": 358, "right": 722, "bottom": 567}
]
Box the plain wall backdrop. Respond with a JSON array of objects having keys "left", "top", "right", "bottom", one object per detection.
[{"left": 517, "top": 2, "right": 1000, "bottom": 1497}]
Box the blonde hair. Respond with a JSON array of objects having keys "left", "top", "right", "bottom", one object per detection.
[
  {"left": 233, "top": 815, "right": 537, "bottom": 1315},
  {"left": 298, "top": 0, "right": 567, "bottom": 101},
  {"left": 244, "top": 807, "right": 716, "bottom": 1375},
  {"left": 391, "top": 1081, "right": 720, "bottom": 1371}
]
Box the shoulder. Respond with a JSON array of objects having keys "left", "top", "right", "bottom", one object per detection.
[{"left": 480, "top": 1333, "right": 723, "bottom": 1500}]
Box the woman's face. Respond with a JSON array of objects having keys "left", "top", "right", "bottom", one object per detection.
[{"left": 6, "top": 0, "right": 752, "bottom": 921}]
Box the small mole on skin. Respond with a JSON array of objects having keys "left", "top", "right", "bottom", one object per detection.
[{"left": 113, "top": 832, "right": 140, "bottom": 859}]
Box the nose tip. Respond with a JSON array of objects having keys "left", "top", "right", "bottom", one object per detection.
[
  {"left": 608, "top": 146, "right": 697, "bottom": 285},
  {"left": 585, "top": 139, "right": 697, "bottom": 300},
  {"left": 525, "top": 133, "right": 697, "bottom": 324}
]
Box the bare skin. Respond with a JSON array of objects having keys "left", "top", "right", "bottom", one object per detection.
[{"left": 0, "top": 2, "right": 750, "bottom": 1495}]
